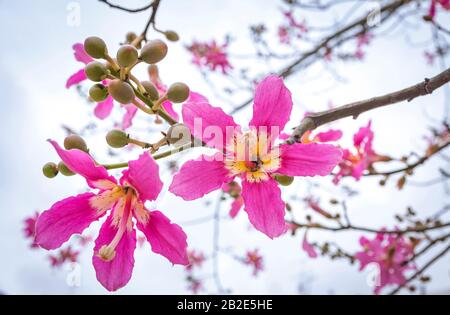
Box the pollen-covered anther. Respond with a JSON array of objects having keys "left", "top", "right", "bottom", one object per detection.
[{"left": 98, "top": 245, "right": 116, "bottom": 262}]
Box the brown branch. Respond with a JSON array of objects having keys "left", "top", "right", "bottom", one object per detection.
[
  {"left": 388, "top": 244, "right": 450, "bottom": 295},
  {"left": 98, "top": 0, "right": 154, "bottom": 13},
  {"left": 286, "top": 66, "right": 450, "bottom": 144},
  {"left": 287, "top": 220, "right": 450, "bottom": 234},
  {"left": 365, "top": 140, "right": 450, "bottom": 177},
  {"left": 230, "top": 0, "right": 411, "bottom": 114}
]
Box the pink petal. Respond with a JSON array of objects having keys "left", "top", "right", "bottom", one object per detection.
[
  {"left": 66, "top": 69, "right": 87, "bottom": 89},
  {"left": 277, "top": 143, "right": 342, "bottom": 177},
  {"left": 136, "top": 210, "right": 188, "bottom": 265},
  {"left": 241, "top": 178, "right": 287, "bottom": 238},
  {"left": 316, "top": 129, "right": 343, "bottom": 142},
  {"left": 35, "top": 193, "right": 102, "bottom": 250},
  {"left": 162, "top": 100, "right": 179, "bottom": 121},
  {"left": 353, "top": 121, "right": 373, "bottom": 152},
  {"left": 302, "top": 231, "right": 318, "bottom": 258},
  {"left": 94, "top": 96, "right": 114, "bottom": 120},
  {"left": 182, "top": 102, "right": 239, "bottom": 150},
  {"left": 121, "top": 104, "right": 138, "bottom": 130},
  {"left": 93, "top": 214, "right": 136, "bottom": 291},
  {"left": 188, "top": 91, "right": 208, "bottom": 103},
  {"left": 229, "top": 196, "right": 244, "bottom": 218},
  {"left": 122, "top": 152, "right": 163, "bottom": 202},
  {"left": 169, "top": 154, "right": 230, "bottom": 201},
  {"left": 249, "top": 75, "right": 292, "bottom": 131},
  {"left": 49, "top": 140, "right": 116, "bottom": 188},
  {"left": 73, "top": 43, "right": 93, "bottom": 64}
]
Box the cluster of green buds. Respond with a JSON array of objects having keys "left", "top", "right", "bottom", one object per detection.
[
  {"left": 82, "top": 34, "right": 189, "bottom": 108},
  {"left": 42, "top": 135, "right": 88, "bottom": 178},
  {"left": 42, "top": 32, "right": 195, "bottom": 179}
]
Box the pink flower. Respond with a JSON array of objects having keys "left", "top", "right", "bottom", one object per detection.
[
  {"left": 185, "top": 249, "right": 206, "bottom": 271},
  {"left": 244, "top": 249, "right": 264, "bottom": 276},
  {"left": 427, "top": 0, "right": 450, "bottom": 20},
  {"left": 278, "top": 10, "right": 308, "bottom": 44},
  {"left": 186, "top": 40, "right": 232, "bottom": 74},
  {"left": 334, "top": 121, "right": 389, "bottom": 183},
  {"left": 302, "top": 231, "right": 318, "bottom": 258},
  {"left": 66, "top": 43, "right": 93, "bottom": 89},
  {"left": 186, "top": 276, "right": 203, "bottom": 294},
  {"left": 222, "top": 181, "right": 244, "bottom": 218},
  {"left": 355, "top": 233, "right": 416, "bottom": 294},
  {"left": 49, "top": 246, "right": 79, "bottom": 268},
  {"left": 170, "top": 75, "right": 342, "bottom": 238},
  {"left": 35, "top": 140, "right": 188, "bottom": 291},
  {"left": 23, "top": 212, "right": 39, "bottom": 248}
]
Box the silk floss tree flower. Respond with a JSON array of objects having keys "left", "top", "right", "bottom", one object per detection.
[
  {"left": 169, "top": 75, "right": 342, "bottom": 238},
  {"left": 35, "top": 140, "right": 188, "bottom": 291},
  {"left": 355, "top": 233, "right": 417, "bottom": 294}
]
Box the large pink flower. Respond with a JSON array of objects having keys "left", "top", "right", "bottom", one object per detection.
[
  {"left": 35, "top": 141, "right": 188, "bottom": 291},
  {"left": 169, "top": 75, "right": 342, "bottom": 238},
  {"left": 355, "top": 233, "right": 416, "bottom": 294}
]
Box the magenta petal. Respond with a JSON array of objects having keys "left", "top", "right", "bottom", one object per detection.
[
  {"left": 182, "top": 102, "right": 239, "bottom": 150},
  {"left": 353, "top": 121, "right": 373, "bottom": 152},
  {"left": 94, "top": 96, "right": 114, "bottom": 120},
  {"left": 66, "top": 69, "right": 87, "bottom": 89},
  {"left": 121, "top": 104, "right": 138, "bottom": 129},
  {"left": 136, "top": 210, "right": 188, "bottom": 265},
  {"left": 162, "top": 100, "right": 179, "bottom": 121},
  {"left": 93, "top": 215, "right": 136, "bottom": 291},
  {"left": 277, "top": 143, "right": 342, "bottom": 177},
  {"left": 169, "top": 154, "right": 230, "bottom": 201},
  {"left": 49, "top": 140, "right": 115, "bottom": 187},
  {"left": 302, "top": 231, "right": 318, "bottom": 258},
  {"left": 241, "top": 179, "right": 286, "bottom": 238},
  {"left": 35, "top": 193, "right": 102, "bottom": 250},
  {"left": 249, "top": 75, "right": 292, "bottom": 131},
  {"left": 188, "top": 91, "right": 208, "bottom": 103},
  {"left": 73, "top": 43, "right": 93, "bottom": 64},
  {"left": 123, "top": 152, "right": 163, "bottom": 202},
  {"left": 229, "top": 196, "right": 244, "bottom": 218},
  {"left": 316, "top": 129, "right": 343, "bottom": 142}
]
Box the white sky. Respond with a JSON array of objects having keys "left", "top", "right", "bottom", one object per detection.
[{"left": 0, "top": 0, "right": 449, "bottom": 294}]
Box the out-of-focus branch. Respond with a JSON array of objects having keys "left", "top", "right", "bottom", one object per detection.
[
  {"left": 286, "top": 66, "right": 450, "bottom": 144},
  {"left": 388, "top": 244, "right": 450, "bottom": 295},
  {"left": 287, "top": 220, "right": 450, "bottom": 234},
  {"left": 98, "top": 0, "right": 154, "bottom": 13},
  {"left": 231, "top": 0, "right": 411, "bottom": 114},
  {"left": 365, "top": 140, "right": 450, "bottom": 176}
]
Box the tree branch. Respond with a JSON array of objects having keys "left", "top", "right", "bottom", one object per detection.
[
  {"left": 286, "top": 66, "right": 450, "bottom": 144},
  {"left": 231, "top": 0, "right": 411, "bottom": 114},
  {"left": 98, "top": 0, "right": 154, "bottom": 13},
  {"left": 388, "top": 244, "right": 450, "bottom": 295}
]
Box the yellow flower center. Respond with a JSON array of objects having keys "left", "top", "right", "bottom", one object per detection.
[{"left": 224, "top": 130, "right": 281, "bottom": 183}]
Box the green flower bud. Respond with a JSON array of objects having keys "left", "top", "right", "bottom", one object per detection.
[
  {"left": 164, "top": 31, "right": 179, "bottom": 42},
  {"left": 106, "top": 129, "right": 129, "bottom": 148},
  {"left": 126, "top": 32, "right": 137, "bottom": 43},
  {"left": 274, "top": 174, "right": 294, "bottom": 186},
  {"left": 107, "top": 79, "right": 135, "bottom": 104},
  {"left": 117, "top": 44, "right": 138, "bottom": 67},
  {"left": 85, "top": 61, "right": 109, "bottom": 82},
  {"left": 58, "top": 161, "right": 75, "bottom": 176},
  {"left": 42, "top": 162, "right": 58, "bottom": 178},
  {"left": 89, "top": 83, "right": 108, "bottom": 102},
  {"left": 64, "top": 134, "right": 88, "bottom": 152},
  {"left": 167, "top": 82, "right": 190, "bottom": 103},
  {"left": 84, "top": 36, "right": 108, "bottom": 59},
  {"left": 140, "top": 39, "right": 168, "bottom": 64},
  {"left": 166, "top": 123, "right": 191, "bottom": 146},
  {"left": 140, "top": 81, "right": 159, "bottom": 100}
]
